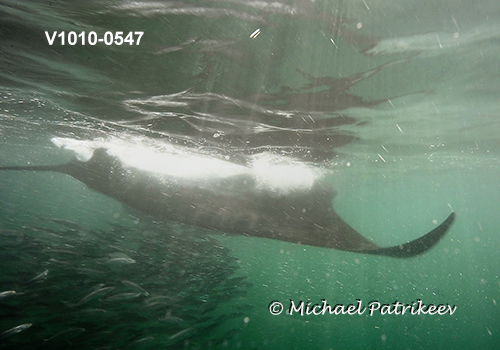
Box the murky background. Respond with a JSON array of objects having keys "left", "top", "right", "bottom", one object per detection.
[{"left": 1, "top": 0, "right": 499, "bottom": 349}]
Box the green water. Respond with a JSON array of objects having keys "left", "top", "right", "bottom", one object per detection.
[
  {"left": 223, "top": 167, "right": 500, "bottom": 349},
  {"left": 1, "top": 0, "right": 500, "bottom": 349}
]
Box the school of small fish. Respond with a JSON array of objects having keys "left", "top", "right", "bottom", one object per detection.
[{"left": 0, "top": 218, "right": 253, "bottom": 349}]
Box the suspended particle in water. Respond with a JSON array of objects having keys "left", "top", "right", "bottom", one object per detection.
[
  {"left": 377, "top": 154, "right": 386, "bottom": 163},
  {"left": 250, "top": 28, "right": 261, "bottom": 39}
]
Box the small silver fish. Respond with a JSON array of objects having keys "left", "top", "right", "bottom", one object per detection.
[
  {"left": 107, "top": 252, "right": 136, "bottom": 264},
  {"left": 121, "top": 280, "right": 149, "bottom": 296},
  {"left": 1, "top": 323, "right": 32, "bottom": 338},
  {"left": 104, "top": 292, "right": 143, "bottom": 302},
  {"left": 26, "top": 270, "right": 49, "bottom": 284},
  {"left": 125, "top": 336, "right": 154, "bottom": 348},
  {"left": 0, "top": 290, "right": 17, "bottom": 299},
  {"left": 168, "top": 327, "right": 193, "bottom": 341},
  {"left": 86, "top": 283, "right": 106, "bottom": 293},
  {"left": 74, "top": 286, "right": 115, "bottom": 307}
]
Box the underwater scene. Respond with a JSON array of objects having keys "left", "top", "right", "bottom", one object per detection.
[{"left": 0, "top": 0, "right": 499, "bottom": 349}]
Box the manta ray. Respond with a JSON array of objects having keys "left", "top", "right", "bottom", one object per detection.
[{"left": 0, "top": 148, "right": 455, "bottom": 258}]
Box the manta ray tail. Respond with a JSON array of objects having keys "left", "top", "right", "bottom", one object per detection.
[
  {"left": 0, "top": 164, "right": 65, "bottom": 172},
  {"left": 363, "top": 212, "right": 455, "bottom": 258}
]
